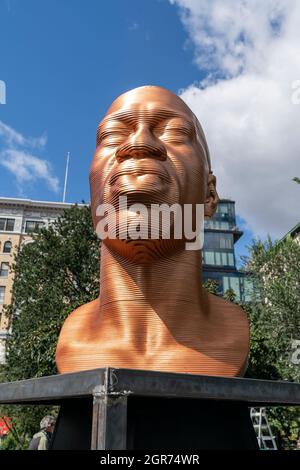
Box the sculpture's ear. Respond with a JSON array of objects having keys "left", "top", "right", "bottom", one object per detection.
[{"left": 204, "top": 172, "right": 219, "bottom": 217}]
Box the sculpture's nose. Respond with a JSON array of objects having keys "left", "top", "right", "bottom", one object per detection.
[{"left": 115, "top": 125, "right": 167, "bottom": 162}]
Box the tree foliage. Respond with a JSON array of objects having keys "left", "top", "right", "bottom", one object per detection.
[
  {"left": 0, "top": 205, "right": 99, "bottom": 448},
  {"left": 245, "top": 236, "right": 300, "bottom": 382},
  {"left": 4, "top": 204, "right": 100, "bottom": 380},
  {"left": 243, "top": 236, "right": 300, "bottom": 446},
  {"left": 202, "top": 278, "right": 219, "bottom": 295}
]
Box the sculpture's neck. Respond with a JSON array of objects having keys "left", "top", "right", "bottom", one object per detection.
[{"left": 98, "top": 245, "right": 207, "bottom": 347}]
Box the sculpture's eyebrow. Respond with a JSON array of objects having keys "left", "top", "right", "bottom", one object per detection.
[
  {"left": 98, "top": 108, "right": 196, "bottom": 132},
  {"left": 96, "top": 108, "right": 197, "bottom": 148}
]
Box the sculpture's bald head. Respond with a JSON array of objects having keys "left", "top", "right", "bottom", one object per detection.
[
  {"left": 90, "top": 85, "right": 219, "bottom": 262},
  {"left": 97, "top": 86, "right": 211, "bottom": 171},
  {"left": 107, "top": 85, "right": 187, "bottom": 110}
]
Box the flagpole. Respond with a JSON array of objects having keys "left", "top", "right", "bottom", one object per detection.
[{"left": 63, "top": 152, "right": 70, "bottom": 203}]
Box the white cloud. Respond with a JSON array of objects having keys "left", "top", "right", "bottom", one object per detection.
[
  {"left": 170, "top": 0, "right": 300, "bottom": 237},
  {"left": 1, "top": 149, "right": 59, "bottom": 193},
  {"left": 0, "top": 120, "right": 47, "bottom": 148},
  {"left": 0, "top": 121, "right": 58, "bottom": 194}
]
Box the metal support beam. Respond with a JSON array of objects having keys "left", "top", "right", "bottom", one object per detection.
[
  {"left": 91, "top": 369, "right": 128, "bottom": 450},
  {"left": 0, "top": 368, "right": 299, "bottom": 450}
]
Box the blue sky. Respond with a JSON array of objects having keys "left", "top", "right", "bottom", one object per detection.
[
  {"left": 1, "top": 0, "right": 299, "bottom": 263},
  {"left": 0, "top": 0, "right": 199, "bottom": 201}
]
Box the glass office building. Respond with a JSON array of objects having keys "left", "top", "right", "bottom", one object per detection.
[{"left": 202, "top": 199, "right": 248, "bottom": 302}]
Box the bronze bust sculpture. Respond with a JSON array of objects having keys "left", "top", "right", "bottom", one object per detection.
[{"left": 56, "top": 86, "right": 249, "bottom": 376}]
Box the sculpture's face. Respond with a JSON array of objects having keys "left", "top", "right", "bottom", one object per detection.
[{"left": 90, "top": 86, "right": 211, "bottom": 262}]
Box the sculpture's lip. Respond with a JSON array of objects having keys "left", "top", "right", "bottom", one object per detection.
[{"left": 109, "top": 162, "right": 171, "bottom": 185}]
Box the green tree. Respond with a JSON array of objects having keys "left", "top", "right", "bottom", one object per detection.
[
  {"left": 243, "top": 236, "right": 300, "bottom": 447},
  {"left": 0, "top": 204, "right": 99, "bottom": 447},
  {"left": 203, "top": 236, "right": 300, "bottom": 447},
  {"left": 245, "top": 236, "right": 300, "bottom": 381},
  {"left": 4, "top": 204, "right": 99, "bottom": 380},
  {"left": 202, "top": 278, "right": 219, "bottom": 295},
  {"left": 223, "top": 287, "right": 237, "bottom": 303}
]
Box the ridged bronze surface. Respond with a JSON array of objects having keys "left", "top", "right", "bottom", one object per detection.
[{"left": 56, "top": 86, "right": 249, "bottom": 377}]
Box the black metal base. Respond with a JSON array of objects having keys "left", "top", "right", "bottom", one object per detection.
[
  {"left": 51, "top": 398, "right": 93, "bottom": 450},
  {"left": 51, "top": 396, "right": 258, "bottom": 450},
  {"left": 127, "top": 397, "right": 258, "bottom": 450},
  {"left": 1, "top": 367, "right": 299, "bottom": 450}
]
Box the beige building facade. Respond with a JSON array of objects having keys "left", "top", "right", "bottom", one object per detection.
[{"left": 0, "top": 197, "right": 77, "bottom": 363}]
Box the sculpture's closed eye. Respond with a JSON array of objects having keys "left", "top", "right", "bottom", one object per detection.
[
  {"left": 158, "top": 128, "right": 190, "bottom": 144},
  {"left": 99, "top": 129, "right": 130, "bottom": 147}
]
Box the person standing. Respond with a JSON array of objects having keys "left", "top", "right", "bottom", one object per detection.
[{"left": 28, "top": 415, "right": 56, "bottom": 450}]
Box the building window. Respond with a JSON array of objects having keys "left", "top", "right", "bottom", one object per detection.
[
  {"left": 203, "top": 250, "right": 235, "bottom": 267},
  {"left": 25, "top": 220, "right": 45, "bottom": 233},
  {"left": 220, "top": 235, "right": 233, "bottom": 249},
  {"left": 204, "top": 220, "right": 230, "bottom": 230},
  {"left": 221, "top": 252, "right": 227, "bottom": 266},
  {"left": 220, "top": 221, "right": 230, "bottom": 230},
  {"left": 223, "top": 276, "right": 229, "bottom": 292},
  {"left": 0, "top": 262, "right": 9, "bottom": 278},
  {"left": 3, "top": 241, "right": 12, "bottom": 253},
  {"left": 0, "top": 286, "right": 5, "bottom": 305},
  {"left": 218, "top": 202, "right": 234, "bottom": 217},
  {"left": 218, "top": 204, "right": 229, "bottom": 215},
  {"left": 228, "top": 253, "right": 234, "bottom": 266},
  {"left": 242, "top": 278, "right": 255, "bottom": 302},
  {"left": 215, "top": 252, "right": 221, "bottom": 265},
  {"left": 204, "top": 251, "right": 215, "bottom": 265},
  {"left": 204, "top": 232, "right": 217, "bottom": 250},
  {"left": 204, "top": 232, "right": 234, "bottom": 250},
  {"left": 0, "top": 218, "right": 15, "bottom": 232},
  {"left": 223, "top": 276, "right": 241, "bottom": 301}
]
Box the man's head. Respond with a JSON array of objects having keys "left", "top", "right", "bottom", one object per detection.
[
  {"left": 40, "top": 415, "right": 56, "bottom": 434},
  {"left": 90, "top": 86, "right": 219, "bottom": 261}
]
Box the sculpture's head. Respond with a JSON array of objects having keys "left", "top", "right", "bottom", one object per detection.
[{"left": 90, "top": 86, "right": 219, "bottom": 262}]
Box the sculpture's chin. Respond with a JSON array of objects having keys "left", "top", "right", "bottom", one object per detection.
[
  {"left": 104, "top": 237, "right": 185, "bottom": 264},
  {"left": 106, "top": 174, "right": 180, "bottom": 207},
  {"left": 111, "top": 173, "right": 168, "bottom": 194},
  {"left": 108, "top": 191, "right": 175, "bottom": 209}
]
